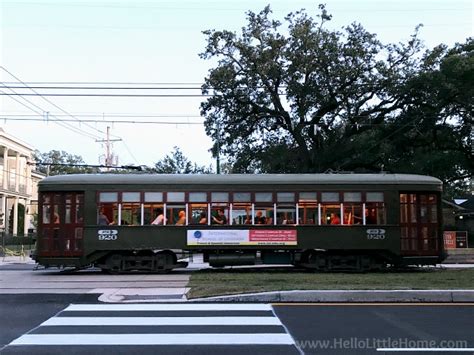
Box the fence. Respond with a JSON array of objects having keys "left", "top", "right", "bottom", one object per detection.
[{"left": 0, "top": 231, "right": 36, "bottom": 261}]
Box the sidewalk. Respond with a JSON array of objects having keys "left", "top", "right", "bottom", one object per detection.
[{"left": 0, "top": 255, "right": 36, "bottom": 265}]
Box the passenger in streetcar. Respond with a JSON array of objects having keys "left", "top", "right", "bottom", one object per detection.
[
  {"left": 198, "top": 212, "right": 207, "bottom": 225},
  {"left": 330, "top": 213, "right": 341, "bottom": 225},
  {"left": 175, "top": 210, "right": 186, "bottom": 225},
  {"left": 254, "top": 211, "right": 266, "bottom": 224},
  {"left": 151, "top": 209, "right": 165, "bottom": 225},
  {"left": 98, "top": 208, "right": 111, "bottom": 225},
  {"left": 366, "top": 208, "right": 377, "bottom": 224},
  {"left": 212, "top": 209, "right": 227, "bottom": 225}
]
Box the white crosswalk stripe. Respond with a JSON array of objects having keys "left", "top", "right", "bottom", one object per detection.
[{"left": 9, "top": 303, "right": 297, "bottom": 347}]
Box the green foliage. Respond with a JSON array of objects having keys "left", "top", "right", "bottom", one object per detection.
[
  {"left": 200, "top": 5, "right": 473, "bottom": 195},
  {"left": 151, "top": 146, "right": 213, "bottom": 174},
  {"left": 34, "top": 150, "right": 99, "bottom": 175}
]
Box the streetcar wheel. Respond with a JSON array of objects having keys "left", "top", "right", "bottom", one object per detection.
[
  {"left": 105, "top": 253, "right": 123, "bottom": 274},
  {"left": 307, "top": 251, "right": 328, "bottom": 271}
]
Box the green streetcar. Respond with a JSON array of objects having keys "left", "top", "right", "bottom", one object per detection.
[{"left": 33, "top": 173, "right": 445, "bottom": 272}]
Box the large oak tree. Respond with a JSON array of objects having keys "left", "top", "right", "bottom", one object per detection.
[{"left": 200, "top": 5, "right": 472, "bottom": 196}]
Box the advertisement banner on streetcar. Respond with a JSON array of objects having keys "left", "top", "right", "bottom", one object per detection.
[{"left": 187, "top": 229, "right": 297, "bottom": 246}]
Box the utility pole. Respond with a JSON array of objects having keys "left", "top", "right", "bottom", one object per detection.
[
  {"left": 96, "top": 126, "right": 122, "bottom": 171},
  {"left": 216, "top": 122, "right": 220, "bottom": 174}
]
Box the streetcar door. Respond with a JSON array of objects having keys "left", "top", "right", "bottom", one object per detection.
[
  {"left": 400, "top": 193, "right": 440, "bottom": 255},
  {"left": 39, "top": 192, "right": 84, "bottom": 257}
]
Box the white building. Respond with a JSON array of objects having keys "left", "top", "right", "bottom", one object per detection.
[{"left": 0, "top": 128, "right": 44, "bottom": 236}]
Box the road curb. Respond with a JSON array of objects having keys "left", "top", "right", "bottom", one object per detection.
[{"left": 188, "top": 290, "right": 474, "bottom": 303}]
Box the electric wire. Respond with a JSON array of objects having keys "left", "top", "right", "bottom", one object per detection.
[
  {"left": 0, "top": 89, "right": 100, "bottom": 140},
  {"left": 0, "top": 66, "right": 106, "bottom": 139},
  {"left": 0, "top": 117, "right": 204, "bottom": 125},
  {"left": 1, "top": 67, "right": 141, "bottom": 156}
]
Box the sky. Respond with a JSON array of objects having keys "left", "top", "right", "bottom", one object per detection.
[{"left": 0, "top": 0, "right": 472, "bottom": 169}]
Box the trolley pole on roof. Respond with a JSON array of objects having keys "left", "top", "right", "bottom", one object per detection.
[{"left": 96, "top": 126, "right": 122, "bottom": 171}]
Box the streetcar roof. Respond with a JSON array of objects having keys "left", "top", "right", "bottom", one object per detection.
[{"left": 38, "top": 173, "right": 442, "bottom": 186}]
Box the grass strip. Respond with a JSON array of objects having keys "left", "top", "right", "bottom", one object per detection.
[{"left": 187, "top": 268, "right": 474, "bottom": 299}]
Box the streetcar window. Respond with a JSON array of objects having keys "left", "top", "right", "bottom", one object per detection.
[
  {"left": 53, "top": 205, "right": 60, "bottom": 224},
  {"left": 299, "top": 192, "right": 317, "bottom": 202},
  {"left": 98, "top": 203, "right": 117, "bottom": 225},
  {"left": 65, "top": 204, "right": 71, "bottom": 224},
  {"left": 321, "top": 204, "right": 341, "bottom": 225},
  {"left": 233, "top": 192, "right": 251, "bottom": 202},
  {"left": 276, "top": 193, "right": 296, "bottom": 224},
  {"left": 255, "top": 192, "right": 273, "bottom": 203},
  {"left": 145, "top": 204, "right": 165, "bottom": 224},
  {"left": 365, "top": 203, "right": 385, "bottom": 224},
  {"left": 231, "top": 203, "right": 252, "bottom": 225},
  {"left": 343, "top": 204, "right": 363, "bottom": 225},
  {"left": 400, "top": 194, "right": 408, "bottom": 203},
  {"left": 298, "top": 192, "right": 317, "bottom": 225},
  {"left": 144, "top": 192, "right": 163, "bottom": 202},
  {"left": 166, "top": 204, "right": 186, "bottom": 224},
  {"left": 366, "top": 192, "right": 384, "bottom": 202},
  {"left": 122, "top": 192, "right": 140, "bottom": 202},
  {"left": 189, "top": 203, "right": 208, "bottom": 224},
  {"left": 189, "top": 192, "right": 207, "bottom": 202},
  {"left": 343, "top": 193, "right": 362, "bottom": 224},
  {"left": 254, "top": 206, "right": 274, "bottom": 225},
  {"left": 277, "top": 192, "right": 295, "bottom": 203},
  {"left": 430, "top": 205, "right": 438, "bottom": 223},
  {"left": 121, "top": 203, "right": 141, "bottom": 226},
  {"left": 210, "top": 204, "right": 229, "bottom": 224},
  {"left": 167, "top": 192, "right": 185, "bottom": 202},
  {"left": 42, "top": 204, "right": 51, "bottom": 224},
  {"left": 344, "top": 192, "right": 361, "bottom": 202},
  {"left": 99, "top": 192, "right": 118, "bottom": 203},
  {"left": 321, "top": 192, "right": 339, "bottom": 202},
  {"left": 211, "top": 192, "right": 229, "bottom": 202},
  {"left": 75, "top": 197, "right": 84, "bottom": 223},
  {"left": 276, "top": 205, "right": 296, "bottom": 225},
  {"left": 298, "top": 203, "right": 317, "bottom": 225}
]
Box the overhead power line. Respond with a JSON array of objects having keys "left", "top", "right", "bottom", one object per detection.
[
  {"left": 0, "top": 67, "right": 145, "bottom": 162},
  {"left": 1, "top": 113, "right": 203, "bottom": 118},
  {"left": 0, "top": 117, "right": 205, "bottom": 125},
  {"left": 0, "top": 93, "right": 212, "bottom": 97},
  {"left": 0, "top": 82, "right": 205, "bottom": 85},
  {"left": 1, "top": 86, "right": 205, "bottom": 90},
  {"left": 0, "top": 66, "right": 104, "bottom": 140},
  {"left": 0, "top": 88, "right": 100, "bottom": 140}
]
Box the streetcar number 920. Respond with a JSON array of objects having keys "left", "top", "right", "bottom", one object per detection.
[{"left": 98, "top": 230, "right": 118, "bottom": 241}]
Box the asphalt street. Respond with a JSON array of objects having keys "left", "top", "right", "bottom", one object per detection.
[
  {"left": 1, "top": 261, "right": 473, "bottom": 354},
  {"left": 1, "top": 295, "right": 473, "bottom": 355}
]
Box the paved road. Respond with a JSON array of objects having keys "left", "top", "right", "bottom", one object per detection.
[
  {"left": 274, "top": 303, "right": 474, "bottom": 354},
  {"left": 0, "top": 297, "right": 298, "bottom": 354},
  {"left": 1, "top": 296, "right": 473, "bottom": 355}
]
